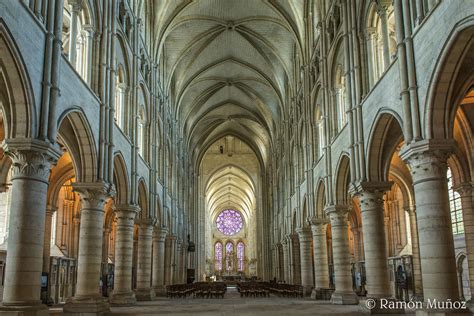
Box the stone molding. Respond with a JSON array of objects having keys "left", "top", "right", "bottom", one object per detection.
[
  {"left": 153, "top": 227, "right": 169, "bottom": 242},
  {"left": 295, "top": 227, "right": 312, "bottom": 242},
  {"left": 114, "top": 204, "right": 139, "bottom": 221}
]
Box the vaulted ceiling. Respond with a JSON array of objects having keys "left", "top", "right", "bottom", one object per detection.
[{"left": 152, "top": 0, "right": 308, "bottom": 167}]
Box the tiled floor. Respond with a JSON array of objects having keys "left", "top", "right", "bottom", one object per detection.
[{"left": 105, "top": 288, "right": 367, "bottom": 316}]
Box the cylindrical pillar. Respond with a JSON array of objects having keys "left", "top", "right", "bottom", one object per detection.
[
  {"left": 296, "top": 228, "right": 313, "bottom": 296},
  {"left": 311, "top": 218, "right": 330, "bottom": 298},
  {"left": 377, "top": 4, "right": 391, "bottom": 70},
  {"left": 0, "top": 140, "right": 59, "bottom": 314},
  {"left": 135, "top": 219, "right": 155, "bottom": 301},
  {"left": 64, "top": 182, "right": 111, "bottom": 313},
  {"left": 406, "top": 205, "right": 423, "bottom": 299},
  {"left": 357, "top": 186, "right": 392, "bottom": 298},
  {"left": 401, "top": 144, "right": 458, "bottom": 302},
  {"left": 110, "top": 205, "right": 138, "bottom": 305},
  {"left": 326, "top": 205, "right": 358, "bottom": 305},
  {"left": 282, "top": 240, "right": 289, "bottom": 283},
  {"left": 152, "top": 227, "right": 168, "bottom": 296}
]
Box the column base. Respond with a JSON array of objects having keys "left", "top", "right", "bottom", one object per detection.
[
  {"left": 135, "top": 289, "right": 156, "bottom": 301},
  {"left": 0, "top": 304, "right": 48, "bottom": 316},
  {"left": 63, "top": 295, "right": 110, "bottom": 315},
  {"left": 109, "top": 292, "right": 136, "bottom": 306},
  {"left": 361, "top": 298, "right": 405, "bottom": 314},
  {"left": 152, "top": 286, "right": 167, "bottom": 297},
  {"left": 330, "top": 291, "right": 359, "bottom": 305},
  {"left": 302, "top": 285, "right": 312, "bottom": 297},
  {"left": 311, "top": 288, "right": 334, "bottom": 300}
]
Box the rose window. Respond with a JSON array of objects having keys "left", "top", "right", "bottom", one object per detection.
[{"left": 216, "top": 209, "right": 243, "bottom": 236}]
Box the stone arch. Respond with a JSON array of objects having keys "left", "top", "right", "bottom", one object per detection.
[
  {"left": 113, "top": 152, "right": 130, "bottom": 205},
  {"left": 56, "top": 108, "right": 98, "bottom": 183},
  {"left": 301, "top": 195, "right": 308, "bottom": 228},
  {"left": 334, "top": 153, "right": 351, "bottom": 205},
  {"left": 0, "top": 20, "right": 35, "bottom": 139},
  {"left": 315, "top": 179, "right": 326, "bottom": 218},
  {"left": 366, "top": 110, "right": 404, "bottom": 182},
  {"left": 425, "top": 17, "right": 474, "bottom": 139},
  {"left": 137, "top": 178, "right": 148, "bottom": 219}
]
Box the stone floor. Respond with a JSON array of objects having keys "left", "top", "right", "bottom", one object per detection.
[{"left": 50, "top": 288, "right": 410, "bottom": 315}]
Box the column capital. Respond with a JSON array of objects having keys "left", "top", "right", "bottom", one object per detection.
[
  {"left": 3, "top": 138, "right": 61, "bottom": 182},
  {"left": 309, "top": 216, "right": 329, "bottom": 226},
  {"left": 295, "top": 227, "right": 312, "bottom": 242},
  {"left": 351, "top": 181, "right": 393, "bottom": 196},
  {"left": 46, "top": 205, "right": 58, "bottom": 217},
  {"left": 454, "top": 182, "right": 474, "bottom": 196},
  {"left": 136, "top": 217, "right": 155, "bottom": 227},
  {"left": 167, "top": 234, "right": 177, "bottom": 242},
  {"left": 154, "top": 227, "right": 169, "bottom": 242},
  {"left": 68, "top": 0, "right": 83, "bottom": 13},
  {"left": 400, "top": 139, "right": 455, "bottom": 180},
  {"left": 72, "top": 181, "right": 114, "bottom": 210},
  {"left": 114, "top": 204, "right": 139, "bottom": 220}
]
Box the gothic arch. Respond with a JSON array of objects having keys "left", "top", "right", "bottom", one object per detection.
[
  {"left": 366, "top": 110, "right": 404, "bottom": 182},
  {"left": 334, "top": 153, "right": 351, "bottom": 205},
  {"left": 113, "top": 152, "right": 130, "bottom": 205},
  {"left": 137, "top": 178, "right": 149, "bottom": 219},
  {"left": 425, "top": 17, "right": 474, "bottom": 139},
  {"left": 57, "top": 109, "right": 98, "bottom": 183},
  {"left": 0, "top": 20, "right": 35, "bottom": 139}
]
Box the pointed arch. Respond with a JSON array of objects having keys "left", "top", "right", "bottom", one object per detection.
[
  {"left": 0, "top": 20, "right": 35, "bottom": 139},
  {"left": 113, "top": 152, "right": 130, "bottom": 205},
  {"left": 334, "top": 153, "right": 351, "bottom": 205}
]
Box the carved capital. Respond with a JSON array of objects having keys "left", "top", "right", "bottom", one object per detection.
[
  {"left": 295, "top": 227, "right": 312, "bottom": 242},
  {"left": 154, "top": 226, "right": 169, "bottom": 242},
  {"left": 114, "top": 204, "right": 139, "bottom": 222},
  {"left": 69, "top": 0, "right": 83, "bottom": 13},
  {"left": 73, "top": 181, "right": 114, "bottom": 210},
  {"left": 325, "top": 204, "right": 350, "bottom": 227},
  {"left": 454, "top": 182, "right": 474, "bottom": 197},
  {"left": 400, "top": 140, "right": 455, "bottom": 183},
  {"left": 3, "top": 138, "right": 61, "bottom": 182}
]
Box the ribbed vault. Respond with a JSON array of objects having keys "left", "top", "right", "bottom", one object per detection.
[{"left": 152, "top": 0, "right": 306, "bottom": 167}]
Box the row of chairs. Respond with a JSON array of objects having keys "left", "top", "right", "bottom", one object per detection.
[
  {"left": 237, "top": 282, "right": 271, "bottom": 297},
  {"left": 166, "top": 282, "right": 227, "bottom": 299},
  {"left": 193, "top": 282, "right": 226, "bottom": 299},
  {"left": 268, "top": 283, "right": 304, "bottom": 298}
]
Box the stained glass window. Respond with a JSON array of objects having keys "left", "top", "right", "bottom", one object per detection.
[
  {"left": 447, "top": 167, "right": 464, "bottom": 234},
  {"left": 215, "top": 242, "right": 223, "bottom": 271},
  {"left": 216, "top": 209, "right": 243, "bottom": 236},
  {"left": 237, "top": 241, "right": 245, "bottom": 272},
  {"left": 226, "top": 242, "right": 234, "bottom": 272}
]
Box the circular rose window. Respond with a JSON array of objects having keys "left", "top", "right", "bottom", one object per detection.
[{"left": 216, "top": 209, "right": 243, "bottom": 236}]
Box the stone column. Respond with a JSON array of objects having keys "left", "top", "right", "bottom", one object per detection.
[
  {"left": 400, "top": 141, "right": 458, "bottom": 303},
  {"left": 67, "top": 0, "right": 83, "bottom": 66},
  {"left": 355, "top": 183, "right": 392, "bottom": 298},
  {"left": 135, "top": 219, "right": 155, "bottom": 300},
  {"left": 290, "top": 234, "right": 301, "bottom": 284},
  {"left": 164, "top": 236, "right": 172, "bottom": 285},
  {"left": 377, "top": 4, "right": 391, "bottom": 69},
  {"left": 415, "top": 0, "right": 425, "bottom": 25},
  {"left": 81, "top": 24, "right": 94, "bottom": 85},
  {"left": 0, "top": 139, "right": 60, "bottom": 315},
  {"left": 282, "top": 239, "right": 289, "bottom": 283},
  {"left": 168, "top": 235, "right": 177, "bottom": 284},
  {"left": 311, "top": 218, "right": 330, "bottom": 299},
  {"left": 152, "top": 227, "right": 168, "bottom": 296},
  {"left": 406, "top": 205, "right": 423, "bottom": 299},
  {"left": 63, "top": 182, "right": 112, "bottom": 314},
  {"left": 456, "top": 183, "right": 474, "bottom": 304},
  {"left": 365, "top": 28, "right": 376, "bottom": 86},
  {"left": 110, "top": 205, "right": 138, "bottom": 305},
  {"left": 326, "top": 205, "right": 358, "bottom": 305},
  {"left": 296, "top": 227, "right": 313, "bottom": 296},
  {"left": 176, "top": 240, "right": 182, "bottom": 283}
]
